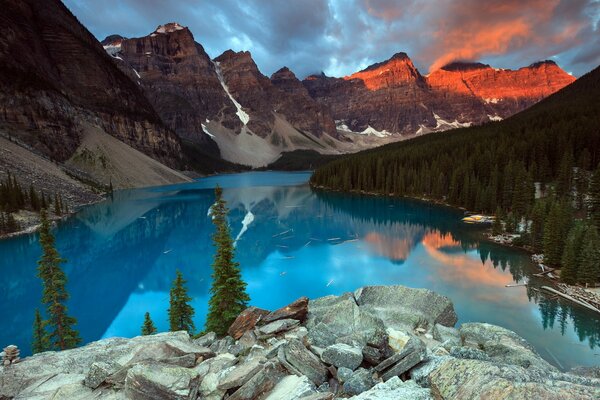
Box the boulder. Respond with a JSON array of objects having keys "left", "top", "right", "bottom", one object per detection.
[
  {"left": 321, "top": 343, "right": 363, "bottom": 370},
  {"left": 210, "top": 336, "right": 236, "bottom": 354},
  {"left": 259, "top": 319, "right": 301, "bottom": 336},
  {"left": 265, "top": 375, "right": 317, "bottom": 399},
  {"left": 193, "top": 331, "right": 217, "bottom": 347},
  {"left": 283, "top": 339, "right": 329, "bottom": 386},
  {"left": 218, "top": 358, "right": 266, "bottom": 390},
  {"left": 361, "top": 345, "right": 382, "bottom": 366},
  {"left": 429, "top": 358, "right": 600, "bottom": 400},
  {"left": 380, "top": 348, "right": 425, "bottom": 381},
  {"left": 354, "top": 286, "right": 457, "bottom": 331},
  {"left": 306, "top": 293, "right": 387, "bottom": 349},
  {"left": 262, "top": 297, "right": 309, "bottom": 324},
  {"left": 228, "top": 306, "right": 270, "bottom": 340},
  {"left": 228, "top": 361, "right": 287, "bottom": 400},
  {"left": 409, "top": 355, "right": 452, "bottom": 388},
  {"left": 124, "top": 362, "right": 199, "bottom": 400},
  {"left": 83, "top": 361, "right": 120, "bottom": 389},
  {"left": 349, "top": 376, "right": 432, "bottom": 400},
  {"left": 343, "top": 368, "right": 376, "bottom": 396},
  {"left": 459, "top": 323, "right": 556, "bottom": 370},
  {"left": 432, "top": 323, "right": 461, "bottom": 347},
  {"left": 337, "top": 367, "right": 353, "bottom": 383}
]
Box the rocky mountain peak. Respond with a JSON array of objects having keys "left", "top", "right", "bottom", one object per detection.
[
  {"left": 346, "top": 51, "right": 423, "bottom": 90},
  {"left": 153, "top": 22, "right": 186, "bottom": 34},
  {"left": 270, "top": 66, "right": 297, "bottom": 81}
]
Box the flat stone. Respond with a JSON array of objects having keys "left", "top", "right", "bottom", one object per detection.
[
  {"left": 375, "top": 336, "right": 423, "bottom": 373},
  {"left": 210, "top": 336, "right": 235, "bottom": 354},
  {"left": 218, "top": 358, "right": 265, "bottom": 390},
  {"left": 343, "top": 368, "right": 375, "bottom": 396},
  {"left": 321, "top": 343, "right": 363, "bottom": 370},
  {"left": 262, "top": 297, "right": 309, "bottom": 325},
  {"left": 228, "top": 306, "right": 270, "bottom": 340},
  {"left": 259, "top": 319, "right": 301, "bottom": 336},
  {"left": 349, "top": 376, "right": 432, "bottom": 399},
  {"left": 354, "top": 286, "right": 457, "bottom": 331},
  {"left": 380, "top": 348, "right": 425, "bottom": 381},
  {"left": 124, "top": 362, "right": 199, "bottom": 400},
  {"left": 265, "top": 375, "right": 317, "bottom": 400},
  {"left": 228, "top": 361, "right": 287, "bottom": 400},
  {"left": 283, "top": 339, "right": 329, "bottom": 386}
]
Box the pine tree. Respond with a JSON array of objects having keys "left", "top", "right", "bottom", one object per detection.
[
  {"left": 530, "top": 199, "right": 547, "bottom": 252},
  {"left": 54, "top": 193, "right": 62, "bottom": 216},
  {"left": 589, "top": 165, "right": 600, "bottom": 228},
  {"left": 492, "top": 207, "right": 503, "bottom": 235},
  {"left": 29, "top": 185, "right": 40, "bottom": 211},
  {"left": 32, "top": 308, "right": 50, "bottom": 354},
  {"left": 141, "top": 312, "right": 157, "bottom": 335},
  {"left": 561, "top": 223, "right": 586, "bottom": 284},
  {"left": 168, "top": 270, "right": 195, "bottom": 334},
  {"left": 579, "top": 227, "right": 600, "bottom": 286},
  {"left": 37, "top": 209, "right": 81, "bottom": 350},
  {"left": 205, "top": 185, "right": 250, "bottom": 336},
  {"left": 543, "top": 202, "right": 571, "bottom": 266}
]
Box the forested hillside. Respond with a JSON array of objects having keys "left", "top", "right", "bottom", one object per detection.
[{"left": 311, "top": 65, "right": 600, "bottom": 284}]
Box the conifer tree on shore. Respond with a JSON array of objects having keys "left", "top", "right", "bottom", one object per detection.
[
  {"left": 37, "top": 209, "right": 81, "bottom": 350},
  {"left": 168, "top": 270, "right": 195, "bottom": 334},
  {"left": 205, "top": 185, "right": 250, "bottom": 336},
  {"left": 579, "top": 227, "right": 600, "bottom": 286},
  {"left": 31, "top": 308, "right": 49, "bottom": 354},
  {"left": 141, "top": 312, "right": 157, "bottom": 335}
]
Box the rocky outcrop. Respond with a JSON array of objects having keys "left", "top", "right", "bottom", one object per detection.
[
  {"left": 0, "top": 0, "right": 182, "bottom": 168},
  {"left": 2, "top": 285, "right": 598, "bottom": 399}
]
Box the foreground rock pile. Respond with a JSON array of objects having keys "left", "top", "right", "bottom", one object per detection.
[{"left": 1, "top": 285, "right": 599, "bottom": 399}]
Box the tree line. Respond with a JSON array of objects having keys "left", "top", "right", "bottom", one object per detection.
[
  {"left": 0, "top": 171, "right": 68, "bottom": 235},
  {"left": 32, "top": 185, "right": 249, "bottom": 353},
  {"left": 311, "top": 66, "right": 600, "bottom": 286}
]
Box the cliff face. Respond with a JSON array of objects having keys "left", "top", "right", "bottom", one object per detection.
[
  {"left": 0, "top": 0, "right": 182, "bottom": 167},
  {"left": 304, "top": 55, "right": 575, "bottom": 136}
]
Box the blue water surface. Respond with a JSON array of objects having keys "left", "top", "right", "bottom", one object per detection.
[{"left": 1, "top": 171, "right": 598, "bottom": 369}]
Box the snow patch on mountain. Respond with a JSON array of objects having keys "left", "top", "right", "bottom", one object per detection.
[
  {"left": 201, "top": 123, "right": 215, "bottom": 138},
  {"left": 155, "top": 23, "right": 185, "bottom": 34},
  {"left": 103, "top": 44, "right": 121, "bottom": 56},
  {"left": 488, "top": 114, "right": 503, "bottom": 121},
  {"left": 361, "top": 125, "right": 393, "bottom": 137},
  {"left": 433, "top": 113, "right": 472, "bottom": 130},
  {"left": 484, "top": 98, "right": 501, "bottom": 104},
  {"left": 213, "top": 61, "right": 250, "bottom": 126}
]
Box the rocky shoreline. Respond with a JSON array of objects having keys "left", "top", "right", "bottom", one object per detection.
[{"left": 2, "top": 285, "right": 599, "bottom": 399}]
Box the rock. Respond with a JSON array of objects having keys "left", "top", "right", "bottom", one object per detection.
[
  {"left": 285, "top": 326, "right": 309, "bottom": 341},
  {"left": 354, "top": 285, "right": 457, "bottom": 331},
  {"left": 570, "top": 367, "right": 600, "bottom": 379},
  {"left": 386, "top": 328, "right": 412, "bottom": 353},
  {"left": 380, "top": 347, "right": 425, "bottom": 381},
  {"left": 259, "top": 319, "right": 301, "bottom": 336},
  {"left": 459, "top": 322, "right": 556, "bottom": 370},
  {"left": 195, "top": 353, "right": 238, "bottom": 381},
  {"left": 429, "top": 358, "right": 600, "bottom": 400},
  {"left": 193, "top": 331, "right": 217, "bottom": 347},
  {"left": 265, "top": 375, "right": 317, "bottom": 399},
  {"left": 228, "top": 306, "right": 271, "bottom": 340},
  {"left": 375, "top": 335, "right": 423, "bottom": 373},
  {"left": 343, "top": 368, "right": 376, "bottom": 396},
  {"left": 337, "top": 367, "right": 353, "bottom": 383},
  {"left": 218, "top": 358, "right": 265, "bottom": 390},
  {"left": 450, "top": 346, "right": 492, "bottom": 361},
  {"left": 300, "top": 393, "right": 334, "bottom": 400},
  {"left": 262, "top": 297, "right": 310, "bottom": 324},
  {"left": 321, "top": 343, "right": 363, "bottom": 370},
  {"left": 432, "top": 324, "right": 460, "bottom": 346},
  {"left": 409, "top": 355, "right": 452, "bottom": 387},
  {"left": 349, "top": 376, "right": 432, "bottom": 399},
  {"left": 124, "top": 362, "right": 199, "bottom": 400},
  {"left": 83, "top": 361, "right": 120, "bottom": 389},
  {"left": 362, "top": 345, "right": 382, "bottom": 366},
  {"left": 210, "top": 336, "right": 235, "bottom": 354},
  {"left": 229, "top": 361, "right": 287, "bottom": 400},
  {"left": 306, "top": 293, "right": 387, "bottom": 349},
  {"left": 283, "top": 339, "right": 329, "bottom": 386}
]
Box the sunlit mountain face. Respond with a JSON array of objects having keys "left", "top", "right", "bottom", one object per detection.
[{"left": 1, "top": 172, "right": 598, "bottom": 370}]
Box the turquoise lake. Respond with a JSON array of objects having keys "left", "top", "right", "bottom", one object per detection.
[{"left": 1, "top": 171, "right": 599, "bottom": 369}]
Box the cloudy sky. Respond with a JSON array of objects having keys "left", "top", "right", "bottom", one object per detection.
[{"left": 65, "top": 0, "right": 600, "bottom": 78}]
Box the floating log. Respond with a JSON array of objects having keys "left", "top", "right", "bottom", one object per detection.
[
  {"left": 505, "top": 283, "right": 528, "bottom": 288},
  {"left": 540, "top": 286, "right": 600, "bottom": 314},
  {"left": 272, "top": 229, "right": 292, "bottom": 238}
]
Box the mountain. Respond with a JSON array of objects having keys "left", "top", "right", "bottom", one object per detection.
[
  {"left": 107, "top": 25, "right": 343, "bottom": 167},
  {"left": 311, "top": 64, "right": 600, "bottom": 214},
  {"left": 0, "top": 0, "right": 188, "bottom": 190},
  {"left": 303, "top": 54, "right": 575, "bottom": 136}
]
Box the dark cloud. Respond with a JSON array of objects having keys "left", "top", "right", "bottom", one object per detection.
[{"left": 64, "top": 0, "right": 599, "bottom": 78}]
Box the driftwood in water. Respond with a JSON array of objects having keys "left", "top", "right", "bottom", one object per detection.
[{"left": 541, "top": 286, "right": 600, "bottom": 314}]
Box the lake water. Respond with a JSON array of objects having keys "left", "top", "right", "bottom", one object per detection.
[{"left": 1, "top": 171, "right": 599, "bottom": 369}]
